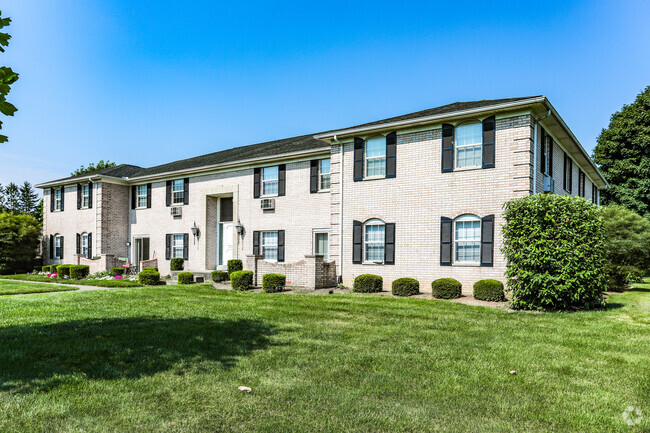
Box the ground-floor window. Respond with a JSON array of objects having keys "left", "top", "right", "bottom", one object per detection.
[
  {"left": 454, "top": 215, "right": 481, "bottom": 263},
  {"left": 54, "top": 234, "right": 63, "bottom": 259},
  {"left": 313, "top": 229, "right": 329, "bottom": 261},
  {"left": 173, "top": 234, "right": 184, "bottom": 259},
  {"left": 262, "top": 231, "right": 278, "bottom": 261},
  {"left": 81, "top": 232, "right": 89, "bottom": 257},
  {"left": 364, "top": 219, "right": 385, "bottom": 262}
]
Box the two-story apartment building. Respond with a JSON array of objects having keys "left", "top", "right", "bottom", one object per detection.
[{"left": 36, "top": 96, "right": 608, "bottom": 292}]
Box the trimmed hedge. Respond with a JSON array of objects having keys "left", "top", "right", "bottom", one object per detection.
[
  {"left": 56, "top": 264, "right": 71, "bottom": 278},
  {"left": 230, "top": 270, "right": 253, "bottom": 291},
  {"left": 110, "top": 267, "right": 125, "bottom": 276},
  {"left": 41, "top": 266, "right": 49, "bottom": 273},
  {"left": 177, "top": 272, "right": 194, "bottom": 284},
  {"left": 143, "top": 267, "right": 158, "bottom": 272},
  {"left": 353, "top": 274, "right": 383, "bottom": 293},
  {"left": 70, "top": 265, "right": 90, "bottom": 280},
  {"left": 392, "top": 277, "right": 420, "bottom": 297},
  {"left": 48, "top": 265, "right": 58, "bottom": 273},
  {"left": 432, "top": 278, "right": 462, "bottom": 299},
  {"left": 262, "top": 273, "right": 286, "bottom": 293},
  {"left": 170, "top": 258, "right": 184, "bottom": 271},
  {"left": 211, "top": 270, "right": 228, "bottom": 283},
  {"left": 227, "top": 259, "right": 243, "bottom": 275},
  {"left": 139, "top": 269, "right": 160, "bottom": 285},
  {"left": 473, "top": 279, "right": 506, "bottom": 302}
]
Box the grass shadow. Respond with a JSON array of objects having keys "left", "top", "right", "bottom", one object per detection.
[{"left": 0, "top": 317, "right": 276, "bottom": 393}]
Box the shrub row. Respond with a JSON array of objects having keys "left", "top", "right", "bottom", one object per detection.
[
  {"left": 110, "top": 267, "right": 124, "bottom": 276},
  {"left": 70, "top": 265, "right": 90, "bottom": 279}
]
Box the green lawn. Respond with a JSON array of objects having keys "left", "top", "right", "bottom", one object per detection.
[
  {"left": 0, "top": 281, "right": 647, "bottom": 432},
  {"left": 0, "top": 273, "right": 142, "bottom": 287},
  {"left": 0, "top": 279, "right": 78, "bottom": 295}
]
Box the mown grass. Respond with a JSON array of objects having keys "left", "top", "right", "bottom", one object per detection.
[
  {"left": 0, "top": 279, "right": 78, "bottom": 295},
  {"left": 0, "top": 273, "right": 142, "bottom": 287},
  {"left": 0, "top": 281, "right": 647, "bottom": 432}
]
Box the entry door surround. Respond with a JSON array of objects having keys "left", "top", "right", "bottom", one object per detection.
[{"left": 202, "top": 185, "right": 239, "bottom": 271}]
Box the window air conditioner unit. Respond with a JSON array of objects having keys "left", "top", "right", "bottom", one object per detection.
[
  {"left": 171, "top": 206, "right": 182, "bottom": 216},
  {"left": 261, "top": 198, "right": 275, "bottom": 210},
  {"left": 543, "top": 176, "right": 555, "bottom": 193}
]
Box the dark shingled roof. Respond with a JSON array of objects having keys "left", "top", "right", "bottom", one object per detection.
[{"left": 45, "top": 164, "right": 143, "bottom": 185}]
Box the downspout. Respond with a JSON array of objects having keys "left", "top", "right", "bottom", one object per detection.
[
  {"left": 532, "top": 110, "right": 551, "bottom": 195},
  {"left": 333, "top": 134, "right": 343, "bottom": 284}
]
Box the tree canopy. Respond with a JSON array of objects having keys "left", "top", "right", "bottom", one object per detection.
[
  {"left": 0, "top": 10, "right": 18, "bottom": 143},
  {"left": 71, "top": 160, "right": 116, "bottom": 176},
  {"left": 593, "top": 86, "right": 650, "bottom": 216},
  {"left": 0, "top": 181, "right": 42, "bottom": 221}
]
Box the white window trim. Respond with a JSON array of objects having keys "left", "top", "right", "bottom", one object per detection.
[
  {"left": 172, "top": 180, "right": 185, "bottom": 205},
  {"left": 455, "top": 122, "right": 482, "bottom": 169},
  {"left": 261, "top": 230, "right": 279, "bottom": 261},
  {"left": 453, "top": 215, "right": 481, "bottom": 265},
  {"left": 81, "top": 184, "right": 90, "bottom": 209},
  {"left": 54, "top": 234, "right": 62, "bottom": 259},
  {"left": 262, "top": 166, "right": 279, "bottom": 197},
  {"left": 365, "top": 137, "right": 387, "bottom": 178},
  {"left": 172, "top": 234, "right": 184, "bottom": 259},
  {"left": 312, "top": 229, "right": 330, "bottom": 261},
  {"left": 136, "top": 184, "right": 148, "bottom": 209},
  {"left": 363, "top": 219, "right": 385, "bottom": 264},
  {"left": 319, "top": 159, "right": 331, "bottom": 192},
  {"left": 54, "top": 188, "right": 62, "bottom": 211}
]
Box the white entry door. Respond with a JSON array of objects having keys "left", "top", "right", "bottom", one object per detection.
[{"left": 218, "top": 222, "right": 233, "bottom": 270}]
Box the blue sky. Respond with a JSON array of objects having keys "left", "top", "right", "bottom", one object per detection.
[{"left": 1, "top": 0, "right": 649, "bottom": 189}]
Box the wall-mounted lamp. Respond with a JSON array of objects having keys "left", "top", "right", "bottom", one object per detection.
[
  {"left": 126, "top": 241, "right": 131, "bottom": 247},
  {"left": 235, "top": 220, "right": 244, "bottom": 235},
  {"left": 191, "top": 221, "right": 200, "bottom": 238}
]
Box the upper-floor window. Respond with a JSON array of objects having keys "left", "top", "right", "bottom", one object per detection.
[
  {"left": 81, "top": 184, "right": 90, "bottom": 208},
  {"left": 172, "top": 180, "right": 184, "bottom": 204},
  {"left": 541, "top": 130, "right": 553, "bottom": 176},
  {"left": 365, "top": 137, "right": 386, "bottom": 177},
  {"left": 455, "top": 123, "right": 482, "bottom": 168},
  {"left": 54, "top": 188, "right": 62, "bottom": 211},
  {"left": 454, "top": 215, "right": 481, "bottom": 264},
  {"left": 137, "top": 184, "right": 148, "bottom": 208},
  {"left": 81, "top": 232, "right": 89, "bottom": 257},
  {"left": 173, "top": 234, "right": 184, "bottom": 258},
  {"left": 262, "top": 166, "right": 279, "bottom": 196},
  {"left": 364, "top": 219, "right": 385, "bottom": 262},
  {"left": 54, "top": 234, "right": 62, "bottom": 259},
  {"left": 262, "top": 231, "right": 278, "bottom": 261},
  {"left": 319, "top": 159, "right": 331, "bottom": 191}
]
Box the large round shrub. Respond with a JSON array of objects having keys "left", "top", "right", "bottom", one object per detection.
[
  {"left": 353, "top": 274, "right": 383, "bottom": 293},
  {"left": 70, "top": 265, "right": 90, "bottom": 279},
  {"left": 502, "top": 194, "right": 606, "bottom": 310},
  {"left": 473, "top": 279, "right": 506, "bottom": 301},
  {"left": 230, "top": 270, "right": 253, "bottom": 291},
  {"left": 177, "top": 272, "right": 194, "bottom": 284},
  {"left": 110, "top": 267, "right": 124, "bottom": 276},
  {"left": 139, "top": 269, "right": 160, "bottom": 286},
  {"left": 227, "top": 259, "right": 243, "bottom": 275},
  {"left": 170, "top": 258, "right": 184, "bottom": 271},
  {"left": 431, "top": 278, "right": 462, "bottom": 299},
  {"left": 211, "top": 270, "right": 228, "bottom": 283},
  {"left": 391, "top": 277, "right": 420, "bottom": 296},
  {"left": 56, "top": 264, "right": 71, "bottom": 278},
  {"left": 262, "top": 273, "right": 286, "bottom": 293}
]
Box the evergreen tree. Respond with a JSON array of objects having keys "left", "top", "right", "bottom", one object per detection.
[
  {"left": 0, "top": 183, "right": 5, "bottom": 211},
  {"left": 18, "top": 181, "right": 39, "bottom": 215},
  {"left": 3, "top": 182, "right": 19, "bottom": 213}
]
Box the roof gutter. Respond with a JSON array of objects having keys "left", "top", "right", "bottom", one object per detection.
[{"left": 35, "top": 174, "right": 128, "bottom": 189}]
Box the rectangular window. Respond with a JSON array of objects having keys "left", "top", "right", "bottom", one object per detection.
[
  {"left": 564, "top": 154, "right": 572, "bottom": 193},
  {"left": 173, "top": 234, "right": 184, "bottom": 258},
  {"left": 543, "top": 135, "right": 552, "bottom": 176},
  {"left": 81, "top": 233, "right": 89, "bottom": 257},
  {"left": 578, "top": 171, "right": 585, "bottom": 197},
  {"left": 364, "top": 222, "right": 385, "bottom": 262},
  {"left": 172, "top": 180, "right": 184, "bottom": 204},
  {"left": 262, "top": 231, "right": 278, "bottom": 261},
  {"left": 137, "top": 184, "right": 148, "bottom": 208},
  {"left": 81, "top": 184, "right": 90, "bottom": 208},
  {"left": 455, "top": 123, "right": 482, "bottom": 168},
  {"left": 54, "top": 235, "right": 62, "bottom": 259},
  {"left": 365, "top": 137, "right": 386, "bottom": 177},
  {"left": 319, "top": 159, "right": 331, "bottom": 191},
  {"left": 455, "top": 218, "right": 481, "bottom": 263},
  {"left": 592, "top": 185, "right": 598, "bottom": 205},
  {"left": 313, "top": 230, "right": 329, "bottom": 261},
  {"left": 262, "top": 166, "right": 279, "bottom": 196},
  {"left": 54, "top": 188, "right": 62, "bottom": 211}
]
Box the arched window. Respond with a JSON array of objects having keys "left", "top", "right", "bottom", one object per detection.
[
  {"left": 364, "top": 219, "right": 385, "bottom": 262},
  {"left": 54, "top": 234, "right": 62, "bottom": 259},
  {"left": 81, "top": 232, "right": 89, "bottom": 257},
  {"left": 365, "top": 137, "right": 386, "bottom": 177},
  {"left": 454, "top": 215, "right": 481, "bottom": 263},
  {"left": 455, "top": 122, "right": 482, "bottom": 168}
]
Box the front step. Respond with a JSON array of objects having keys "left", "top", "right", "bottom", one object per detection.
[{"left": 170, "top": 270, "right": 214, "bottom": 283}]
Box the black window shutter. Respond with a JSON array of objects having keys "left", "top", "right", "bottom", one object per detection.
[
  {"left": 540, "top": 128, "right": 547, "bottom": 175},
  {"left": 441, "top": 124, "right": 454, "bottom": 173},
  {"left": 353, "top": 138, "right": 364, "bottom": 181},
  {"left": 278, "top": 164, "right": 286, "bottom": 196},
  {"left": 386, "top": 132, "right": 397, "bottom": 178},
  {"left": 76, "top": 233, "right": 81, "bottom": 254},
  {"left": 310, "top": 160, "right": 319, "bottom": 193},
  {"left": 253, "top": 168, "right": 261, "bottom": 198},
  {"left": 352, "top": 220, "right": 362, "bottom": 263},
  {"left": 59, "top": 236, "right": 64, "bottom": 259},
  {"left": 88, "top": 233, "right": 92, "bottom": 258},
  {"left": 183, "top": 233, "right": 189, "bottom": 260},
  {"left": 482, "top": 116, "right": 496, "bottom": 169},
  {"left": 165, "top": 234, "right": 171, "bottom": 260},
  {"left": 60, "top": 187, "right": 64, "bottom": 211},
  {"left": 49, "top": 235, "right": 54, "bottom": 259},
  {"left": 88, "top": 182, "right": 93, "bottom": 209},
  {"left": 183, "top": 178, "right": 189, "bottom": 205},
  {"left": 50, "top": 188, "right": 55, "bottom": 212},
  {"left": 77, "top": 184, "right": 82, "bottom": 209},
  {"left": 146, "top": 183, "right": 152, "bottom": 208},
  {"left": 480, "top": 215, "right": 494, "bottom": 267},
  {"left": 143, "top": 238, "right": 150, "bottom": 260},
  {"left": 440, "top": 217, "right": 452, "bottom": 266},
  {"left": 277, "top": 230, "right": 285, "bottom": 262},
  {"left": 252, "top": 231, "right": 260, "bottom": 256},
  {"left": 131, "top": 185, "right": 137, "bottom": 209},
  {"left": 568, "top": 159, "right": 573, "bottom": 193},
  {"left": 563, "top": 153, "right": 568, "bottom": 191},
  {"left": 548, "top": 136, "right": 554, "bottom": 177},
  {"left": 384, "top": 223, "right": 395, "bottom": 264},
  {"left": 166, "top": 181, "right": 172, "bottom": 206}
]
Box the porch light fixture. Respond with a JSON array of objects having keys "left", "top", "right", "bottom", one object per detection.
[
  {"left": 191, "top": 221, "right": 200, "bottom": 238},
  {"left": 126, "top": 241, "right": 131, "bottom": 247},
  {"left": 235, "top": 220, "right": 244, "bottom": 235}
]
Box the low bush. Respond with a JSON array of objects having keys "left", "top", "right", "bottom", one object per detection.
[
  {"left": 110, "top": 267, "right": 124, "bottom": 276},
  {"left": 211, "top": 270, "right": 228, "bottom": 283},
  {"left": 473, "top": 279, "right": 506, "bottom": 302},
  {"left": 41, "top": 266, "right": 49, "bottom": 273},
  {"left": 143, "top": 267, "right": 158, "bottom": 272},
  {"left": 70, "top": 265, "right": 90, "bottom": 279},
  {"left": 227, "top": 259, "right": 243, "bottom": 275},
  {"left": 170, "top": 258, "right": 184, "bottom": 271},
  {"left": 48, "top": 265, "right": 58, "bottom": 273},
  {"left": 230, "top": 270, "right": 253, "bottom": 291},
  {"left": 56, "top": 264, "right": 71, "bottom": 278},
  {"left": 626, "top": 267, "right": 646, "bottom": 284},
  {"left": 353, "top": 274, "right": 383, "bottom": 293},
  {"left": 262, "top": 273, "right": 286, "bottom": 293},
  {"left": 177, "top": 272, "right": 194, "bottom": 284},
  {"left": 391, "top": 278, "right": 420, "bottom": 297},
  {"left": 139, "top": 269, "right": 160, "bottom": 286},
  {"left": 432, "top": 278, "right": 462, "bottom": 299}
]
